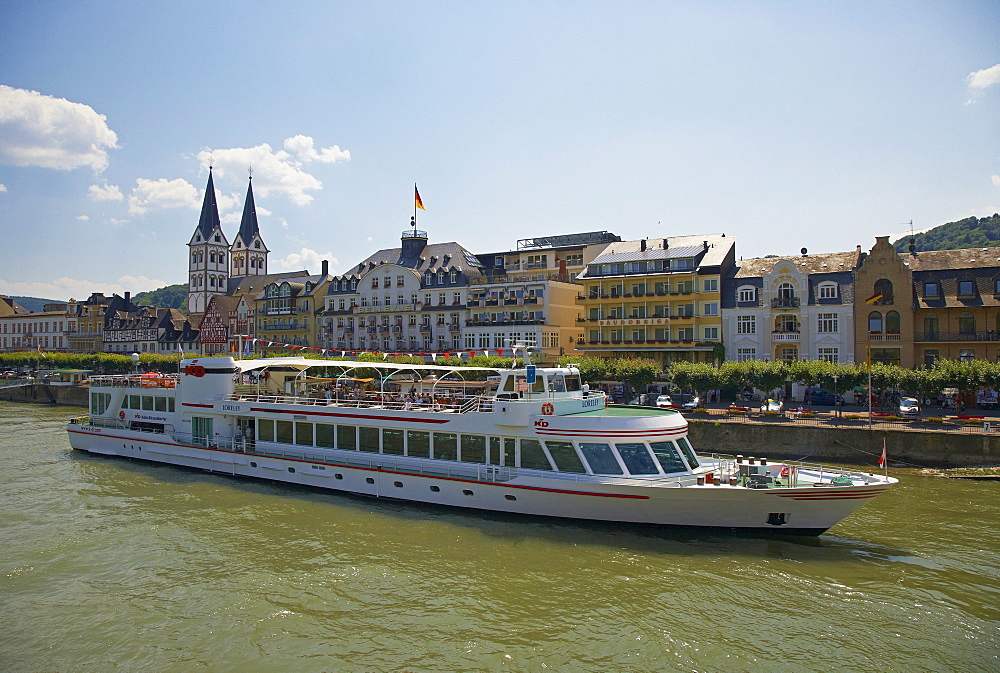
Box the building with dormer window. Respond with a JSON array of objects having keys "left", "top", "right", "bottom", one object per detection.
[
  {"left": 722, "top": 248, "right": 861, "bottom": 364},
  {"left": 322, "top": 228, "right": 484, "bottom": 355}
]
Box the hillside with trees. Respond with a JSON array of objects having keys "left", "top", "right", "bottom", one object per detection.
[
  {"left": 893, "top": 213, "right": 1000, "bottom": 252},
  {"left": 133, "top": 283, "right": 187, "bottom": 310}
]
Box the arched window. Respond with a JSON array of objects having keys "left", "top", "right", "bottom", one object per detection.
[
  {"left": 874, "top": 279, "right": 893, "bottom": 304},
  {"left": 777, "top": 283, "right": 795, "bottom": 299},
  {"left": 959, "top": 311, "right": 976, "bottom": 334},
  {"left": 868, "top": 311, "right": 883, "bottom": 333},
  {"left": 886, "top": 311, "right": 900, "bottom": 334},
  {"left": 924, "top": 313, "right": 939, "bottom": 338}
]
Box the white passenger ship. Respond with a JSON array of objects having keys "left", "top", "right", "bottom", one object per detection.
[{"left": 67, "top": 356, "right": 897, "bottom": 534}]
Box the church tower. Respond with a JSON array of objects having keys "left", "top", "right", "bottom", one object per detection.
[
  {"left": 187, "top": 168, "right": 230, "bottom": 314},
  {"left": 229, "top": 176, "right": 269, "bottom": 278}
]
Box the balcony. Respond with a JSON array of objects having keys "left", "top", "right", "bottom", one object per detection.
[
  {"left": 913, "top": 331, "right": 1000, "bottom": 342},
  {"left": 866, "top": 332, "right": 901, "bottom": 342},
  {"left": 771, "top": 331, "right": 800, "bottom": 342},
  {"left": 771, "top": 297, "right": 800, "bottom": 308}
]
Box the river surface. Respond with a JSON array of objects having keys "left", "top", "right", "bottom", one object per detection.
[{"left": 1, "top": 402, "right": 997, "bottom": 672}]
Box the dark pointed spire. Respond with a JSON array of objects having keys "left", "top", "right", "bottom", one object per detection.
[
  {"left": 236, "top": 176, "right": 260, "bottom": 246},
  {"left": 197, "top": 168, "right": 221, "bottom": 239}
]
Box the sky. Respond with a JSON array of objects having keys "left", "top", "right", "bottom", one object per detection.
[{"left": 1, "top": 1, "right": 998, "bottom": 302}]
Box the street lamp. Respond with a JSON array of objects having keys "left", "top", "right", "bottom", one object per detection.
[
  {"left": 131, "top": 352, "right": 140, "bottom": 375},
  {"left": 833, "top": 374, "right": 840, "bottom": 418}
]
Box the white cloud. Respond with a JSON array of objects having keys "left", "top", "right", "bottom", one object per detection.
[
  {"left": 0, "top": 274, "right": 168, "bottom": 301},
  {"left": 0, "top": 183, "right": 7, "bottom": 192},
  {"left": 283, "top": 135, "right": 351, "bottom": 164},
  {"left": 107, "top": 218, "right": 128, "bottom": 225},
  {"left": 88, "top": 183, "right": 123, "bottom": 201},
  {"left": 0, "top": 85, "right": 118, "bottom": 171},
  {"left": 198, "top": 134, "right": 349, "bottom": 206},
  {"left": 272, "top": 247, "right": 337, "bottom": 274},
  {"left": 76, "top": 215, "right": 89, "bottom": 221},
  {"left": 992, "top": 175, "right": 1000, "bottom": 187},
  {"left": 128, "top": 177, "right": 200, "bottom": 214},
  {"left": 967, "top": 64, "right": 1000, "bottom": 90}
]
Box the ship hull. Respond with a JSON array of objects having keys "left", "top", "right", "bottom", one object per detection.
[{"left": 68, "top": 424, "right": 884, "bottom": 535}]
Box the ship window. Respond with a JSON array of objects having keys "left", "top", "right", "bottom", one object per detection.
[
  {"left": 519, "top": 439, "right": 552, "bottom": 470},
  {"left": 276, "top": 420, "right": 293, "bottom": 444},
  {"left": 676, "top": 437, "right": 700, "bottom": 469},
  {"left": 337, "top": 425, "right": 357, "bottom": 451},
  {"left": 430, "top": 485, "right": 440, "bottom": 492},
  {"left": 382, "top": 429, "right": 404, "bottom": 455},
  {"left": 501, "top": 375, "right": 515, "bottom": 392},
  {"left": 407, "top": 431, "right": 430, "bottom": 458},
  {"left": 258, "top": 419, "right": 274, "bottom": 442},
  {"left": 142, "top": 396, "right": 154, "bottom": 411},
  {"left": 316, "top": 424, "right": 335, "bottom": 448},
  {"left": 564, "top": 375, "right": 581, "bottom": 392},
  {"left": 154, "top": 397, "right": 166, "bottom": 412},
  {"left": 168, "top": 398, "right": 175, "bottom": 413},
  {"left": 295, "top": 422, "right": 313, "bottom": 446},
  {"left": 649, "top": 441, "right": 686, "bottom": 474},
  {"left": 128, "top": 394, "right": 140, "bottom": 409},
  {"left": 578, "top": 442, "right": 624, "bottom": 475},
  {"left": 505, "top": 494, "right": 516, "bottom": 501},
  {"left": 433, "top": 432, "right": 458, "bottom": 461},
  {"left": 545, "top": 440, "right": 586, "bottom": 473},
  {"left": 359, "top": 427, "right": 379, "bottom": 452},
  {"left": 502, "top": 438, "right": 516, "bottom": 466},
  {"left": 90, "top": 392, "right": 111, "bottom": 415},
  {"left": 460, "top": 435, "right": 486, "bottom": 463},
  {"left": 616, "top": 443, "right": 658, "bottom": 475}
]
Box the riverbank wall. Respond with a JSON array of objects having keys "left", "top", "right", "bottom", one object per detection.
[
  {"left": 0, "top": 383, "right": 89, "bottom": 407},
  {"left": 687, "top": 420, "right": 997, "bottom": 469}
]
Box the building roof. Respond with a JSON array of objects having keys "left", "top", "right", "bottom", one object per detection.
[
  {"left": 338, "top": 241, "right": 484, "bottom": 279},
  {"left": 734, "top": 249, "right": 862, "bottom": 277},
  {"left": 196, "top": 169, "right": 222, "bottom": 240},
  {"left": 577, "top": 233, "right": 734, "bottom": 279},
  {"left": 233, "top": 178, "right": 261, "bottom": 248},
  {"left": 902, "top": 247, "right": 1000, "bottom": 272},
  {"left": 226, "top": 270, "right": 310, "bottom": 297}
]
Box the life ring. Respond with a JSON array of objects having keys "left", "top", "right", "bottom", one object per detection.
[
  {"left": 780, "top": 465, "right": 790, "bottom": 478},
  {"left": 541, "top": 402, "right": 554, "bottom": 415},
  {"left": 119, "top": 410, "right": 125, "bottom": 420}
]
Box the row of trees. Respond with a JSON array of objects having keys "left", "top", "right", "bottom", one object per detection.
[{"left": 3, "top": 350, "right": 998, "bottom": 401}]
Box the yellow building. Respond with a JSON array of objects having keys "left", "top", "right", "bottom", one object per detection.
[
  {"left": 255, "top": 269, "right": 332, "bottom": 350},
  {"left": 855, "top": 236, "right": 1000, "bottom": 368},
  {"left": 574, "top": 234, "right": 735, "bottom": 367}
]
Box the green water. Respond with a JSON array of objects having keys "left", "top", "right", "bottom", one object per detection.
[{"left": 1, "top": 402, "right": 997, "bottom": 672}]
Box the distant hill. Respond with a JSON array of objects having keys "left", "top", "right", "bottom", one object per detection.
[
  {"left": 11, "top": 296, "right": 60, "bottom": 313},
  {"left": 893, "top": 213, "right": 1000, "bottom": 253},
  {"left": 133, "top": 283, "right": 187, "bottom": 310}
]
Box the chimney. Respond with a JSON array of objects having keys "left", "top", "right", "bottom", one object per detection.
[
  {"left": 322, "top": 259, "right": 329, "bottom": 277},
  {"left": 640, "top": 239, "right": 647, "bottom": 252},
  {"left": 663, "top": 239, "right": 669, "bottom": 250},
  {"left": 124, "top": 291, "right": 131, "bottom": 308},
  {"left": 703, "top": 240, "right": 708, "bottom": 250}
]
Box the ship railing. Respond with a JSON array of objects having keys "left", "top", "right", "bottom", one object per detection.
[
  {"left": 89, "top": 374, "right": 180, "bottom": 389},
  {"left": 69, "top": 415, "right": 130, "bottom": 431},
  {"left": 224, "top": 392, "right": 495, "bottom": 415},
  {"left": 696, "top": 452, "right": 887, "bottom": 487},
  {"left": 238, "top": 442, "right": 522, "bottom": 482}
]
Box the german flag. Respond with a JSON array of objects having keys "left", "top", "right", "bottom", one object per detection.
[
  {"left": 414, "top": 185, "right": 425, "bottom": 211},
  {"left": 865, "top": 292, "right": 883, "bottom": 305}
]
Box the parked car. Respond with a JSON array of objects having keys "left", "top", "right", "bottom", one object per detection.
[
  {"left": 760, "top": 398, "right": 783, "bottom": 413},
  {"left": 681, "top": 396, "right": 701, "bottom": 410},
  {"left": 898, "top": 397, "right": 921, "bottom": 419},
  {"left": 655, "top": 395, "right": 677, "bottom": 408},
  {"left": 805, "top": 389, "right": 841, "bottom": 405}
]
